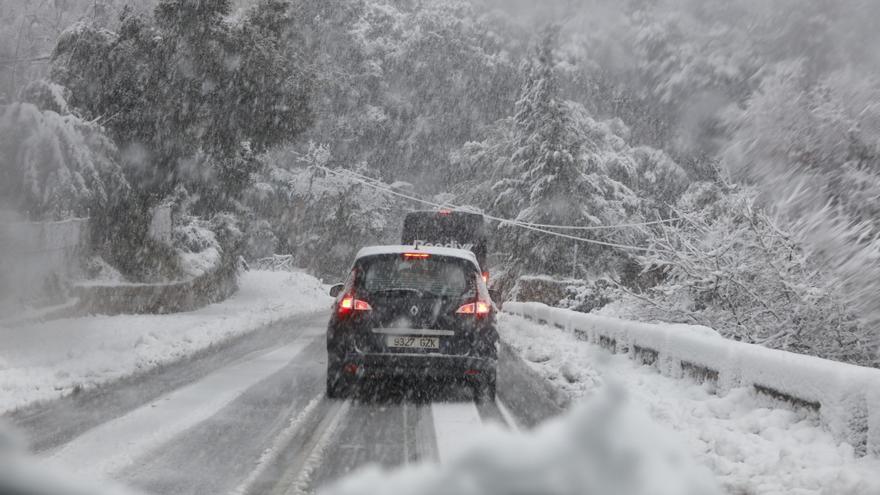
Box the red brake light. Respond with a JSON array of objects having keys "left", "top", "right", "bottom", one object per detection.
[
  {"left": 456, "top": 300, "right": 491, "bottom": 316},
  {"left": 403, "top": 252, "right": 430, "bottom": 259},
  {"left": 481, "top": 271, "right": 489, "bottom": 284},
  {"left": 438, "top": 209, "right": 452, "bottom": 216},
  {"left": 338, "top": 295, "right": 372, "bottom": 315}
]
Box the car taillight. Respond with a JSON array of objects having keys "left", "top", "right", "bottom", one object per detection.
[
  {"left": 456, "top": 300, "right": 491, "bottom": 316},
  {"left": 338, "top": 295, "right": 372, "bottom": 315},
  {"left": 481, "top": 271, "right": 489, "bottom": 284}
]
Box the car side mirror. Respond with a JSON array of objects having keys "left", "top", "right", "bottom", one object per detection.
[{"left": 329, "top": 284, "right": 344, "bottom": 297}]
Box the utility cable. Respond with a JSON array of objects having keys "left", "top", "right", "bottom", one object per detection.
[
  {"left": 329, "top": 167, "right": 681, "bottom": 231},
  {"left": 315, "top": 165, "right": 669, "bottom": 253}
]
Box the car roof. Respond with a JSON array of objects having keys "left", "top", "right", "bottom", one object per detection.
[{"left": 355, "top": 245, "right": 479, "bottom": 268}]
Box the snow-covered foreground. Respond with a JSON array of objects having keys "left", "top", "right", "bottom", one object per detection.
[
  {"left": 0, "top": 270, "right": 330, "bottom": 414},
  {"left": 322, "top": 387, "right": 720, "bottom": 495},
  {"left": 498, "top": 314, "right": 880, "bottom": 495}
]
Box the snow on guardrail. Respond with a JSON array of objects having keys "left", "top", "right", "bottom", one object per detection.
[{"left": 503, "top": 302, "right": 880, "bottom": 457}]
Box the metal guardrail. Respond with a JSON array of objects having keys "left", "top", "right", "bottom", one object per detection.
[{"left": 504, "top": 301, "right": 880, "bottom": 457}]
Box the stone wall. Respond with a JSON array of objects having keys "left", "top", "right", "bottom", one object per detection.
[{"left": 74, "top": 255, "right": 238, "bottom": 315}]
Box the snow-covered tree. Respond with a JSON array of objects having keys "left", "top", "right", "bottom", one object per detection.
[
  {"left": 722, "top": 62, "right": 880, "bottom": 335},
  {"left": 0, "top": 0, "right": 159, "bottom": 101},
  {"left": 290, "top": 0, "right": 518, "bottom": 189},
  {"left": 498, "top": 30, "right": 627, "bottom": 274},
  {"left": 628, "top": 181, "right": 877, "bottom": 367},
  {"left": 49, "top": 0, "right": 312, "bottom": 199},
  {"left": 455, "top": 31, "right": 686, "bottom": 279},
  {"left": 0, "top": 83, "right": 128, "bottom": 220}
]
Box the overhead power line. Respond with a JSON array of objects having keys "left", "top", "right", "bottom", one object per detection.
[
  {"left": 316, "top": 165, "right": 446, "bottom": 208},
  {"left": 314, "top": 165, "right": 670, "bottom": 253},
  {"left": 318, "top": 165, "right": 680, "bottom": 230},
  {"left": 511, "top": 216, "right": 681, "bottom": 230}
]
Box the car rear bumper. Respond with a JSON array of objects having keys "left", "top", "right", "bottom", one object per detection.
[{"left": 338, "top": 352, "right": 496, "bottom": 380}]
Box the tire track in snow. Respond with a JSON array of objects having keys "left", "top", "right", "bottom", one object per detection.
[
  {"left": 232, "top": 394, "right": 324, "bottom": 495},
  {"left": 13, "top": 310, "right": 330, "bottom": 454},
  {"left": 430, "top": 401, "right": 485, "bottom": 462},
  {"left": 44, "top": 335, "right": 319, "bottom": 480},
  {"left": 272, "top": 399, "right": 352, "bottom": 495}
]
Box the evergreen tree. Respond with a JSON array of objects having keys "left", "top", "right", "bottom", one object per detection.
[
  {"left": 0, "top": 84, "right": 129, "bottom": 220},
  {"left": 493, "top": 28, "right": 641, "bottom": 276},
  {"left": 50, "top": 0, "right": 312, "bottom": 201}
]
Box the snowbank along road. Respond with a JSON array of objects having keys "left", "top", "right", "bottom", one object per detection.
[{"left": 498, "top": 312, "right": 880, "bottom": 494}]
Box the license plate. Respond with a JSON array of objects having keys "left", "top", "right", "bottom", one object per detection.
[{"left": 386, "top": 335, "right": 440, "bottom": 350}]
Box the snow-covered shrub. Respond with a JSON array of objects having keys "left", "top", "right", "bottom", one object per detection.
[
  {"left": 169, "top": 208, "right": 245, "bottom": 279},
  {"left": 208, "top": 211, "right": 244, "bottom": 259},
  {"left": 628, "top": 182, "right": 876, "bottom": 367},
  {"left": 558, "top": 278, "right": 618, "bottom": 314},
  {"left": 513, "top": 275, "right": 577, "bottom": 306},
  {"left": 512, "top": 275, "right": 622, "bottom": 313},
  {"left": 19, "top": 80, "right": 71, "bottom": 115},
  {"left": 0, "top": 98, "right": 128, "bottom": 220},
  {"left": 173, "top": 224, "right": 219, "bottom": 279},
  {"left": 173, "top": 218, "right": 219, "bottom": 257},
  {"left": 244, "top": 143, "right": 403, "bottom": 280}
]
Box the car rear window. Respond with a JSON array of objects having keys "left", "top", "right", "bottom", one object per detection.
[{"left": 360, "top": 255, "right": 475, "bottom": 297}]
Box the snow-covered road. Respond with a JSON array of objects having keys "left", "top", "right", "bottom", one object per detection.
[
  {"left": 1, "top": 305, "right": 711, "bottom": 495},
  {"left": 14, "top": 311, "right": 536, "bottom": 495},
  {"left": 4, "top": 275, "right": 879, "bottom": 495}
]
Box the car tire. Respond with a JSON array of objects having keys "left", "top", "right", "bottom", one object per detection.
[{"left": 326, "top": 366, "right": 348, "bottom": 399}]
